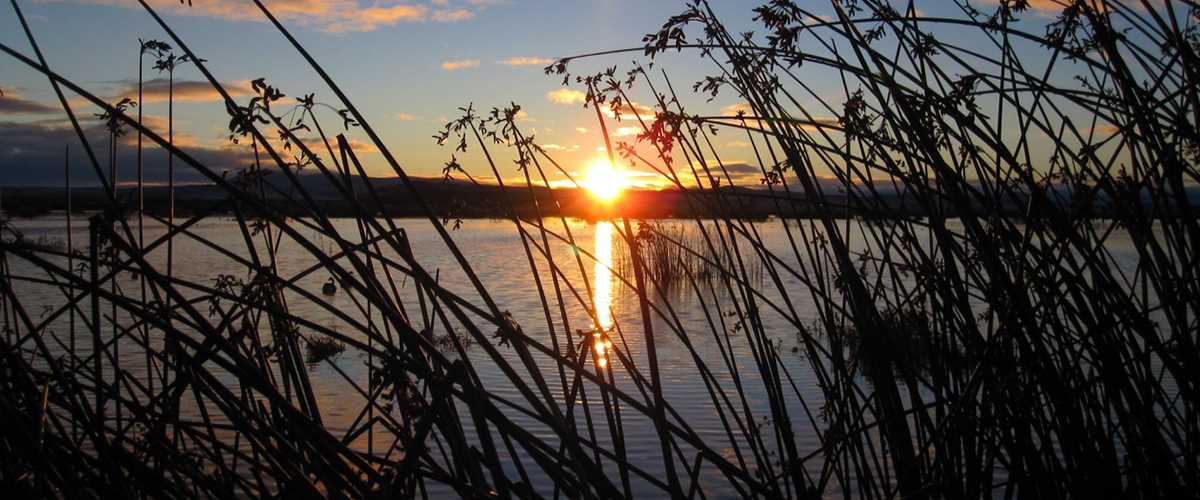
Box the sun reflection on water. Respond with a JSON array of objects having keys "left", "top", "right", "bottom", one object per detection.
[
  {"left": 593, "top": 221, "right": 614, "bottom": 330},
  {"left": 592, "top": 221, "right": 615, "bottom": 368}
]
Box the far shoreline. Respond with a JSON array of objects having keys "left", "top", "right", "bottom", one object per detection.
[{"left": 6, "top": 179, "right": 1193, "bottom": 222}]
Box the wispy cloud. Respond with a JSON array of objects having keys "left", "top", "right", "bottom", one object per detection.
[
  {"left": 715, "top": 162, "right": 761, "bottom": 175},
  {"left": 132, "top": 115, "right": 202, "bottom": 147},
  {"left": 0, "top": 118, "right": 253, "bottom": 185},
  {"left": 497, "top": 56, "right": 553, "bottom": 66},
  {"left": 441, "top": 59, "right": 480, "bottom": 71},
  {"left": 68, "top": 0, "right": 482, "bottom": 33},
  {"left": 395, "top": 112, "right": 418, "bottom": 121},
  {"left": 0, "top": 88, "right": 58, "bottom": 114},
  {"left": 720, "top": 102, "right": 753, "bottom": 117},
  {"left": 716, "top": 102, "right": 837, "bottom": 131},
  {"left": 978, "top": 0, "right": 1067, "bottom": 16},
  {"left": 113, "top": 79, "right": 253, "bottom": 104},
  {"left": 327, "top": 3, "right": 427, "bottom": 32},
  {"left": 546, "top": 88, "right": 586, "bottom": 105},
  {"left": 302, "top": 137, "right": 378, "bottom": 153},
  {"left": 432, "top": 8, "right": 474, "bottom": 22},
  {"left": 602, "top": 101, "right": 656, "bottom": 121},
  {"left": 977, "top": 0, "right": 1142, "bottom": 16}
]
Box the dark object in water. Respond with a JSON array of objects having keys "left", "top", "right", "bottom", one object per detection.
[
  {"left": 305, "top": 336, "right": 345, "bottom": 364},
  {"left": 322, "top": 278, "right": 337, "bottom": 296}
]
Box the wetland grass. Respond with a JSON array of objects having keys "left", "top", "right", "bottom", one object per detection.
[{"left": 0, "top": 0, "right": 1197, "bottom": 497}]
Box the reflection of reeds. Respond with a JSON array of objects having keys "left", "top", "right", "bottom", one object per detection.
[
  {"left": 612, "top": 221, "right": 764, "bottom": 288},
  {"left": 0, "top": 0, "right": 1197, "bottom": 498}
]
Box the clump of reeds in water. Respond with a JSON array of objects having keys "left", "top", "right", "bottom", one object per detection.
[
  {"left": 613, "top": 221, "right": 764, "bottom": 288},
  {"left": 822, "top": 306, "right": 968, "bottom": 384},
  {"left": 304, "top": 335, "right": 346, "bottom": 364},
  {"left": 2, "top": 234, "right": 66, "bottom": 253},
  {"left": 0, "top": 218, "right": 66, "bottom": 253}
]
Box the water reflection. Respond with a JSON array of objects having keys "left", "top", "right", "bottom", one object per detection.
[{"left": 592, "top": 221, "right": 615, "bottom": 368}]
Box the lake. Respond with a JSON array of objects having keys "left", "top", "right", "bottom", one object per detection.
[{"left": 0, "top": 214, "right": 1161, "bottom": 498}]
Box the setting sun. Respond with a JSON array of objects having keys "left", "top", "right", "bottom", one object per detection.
[{"left": 583, "top": 158, "right": 626, "bottom": 202}]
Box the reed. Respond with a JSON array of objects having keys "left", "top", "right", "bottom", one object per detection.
[
  {"left": 612, "top": 221, "right": 765, "bottom": 288},
  {"left": 0, "top": 0, "right": 1196, "bottom": 498}
]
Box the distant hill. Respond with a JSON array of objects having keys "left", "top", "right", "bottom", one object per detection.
[{"left": 2, "top": 171, "right": 1197, "bottom": 220}]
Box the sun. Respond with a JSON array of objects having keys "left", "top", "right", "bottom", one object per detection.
[{"left": 583, "top": 158, "right": 626, "bottom": 202}]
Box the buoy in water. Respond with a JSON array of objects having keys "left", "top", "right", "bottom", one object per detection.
[{"left": 322, "top": 278, "right": 337, "bottom": 296}]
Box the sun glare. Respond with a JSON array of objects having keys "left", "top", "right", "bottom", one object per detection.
[{"left": 583, "top": 158, "right": 625, "bottom": 202}]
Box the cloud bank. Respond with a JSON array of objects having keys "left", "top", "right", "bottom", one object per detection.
[
  {"left": 0, "top": 88, "right": 58, "bottom": 115},
  {"left": 67, "top": 0, "right": 484, "bottom": 33},
  {"left": 0, "top": 119, "right": 253, "bottom": 186}
]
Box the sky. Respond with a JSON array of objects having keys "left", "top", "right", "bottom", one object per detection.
[
  {"left": 0, "top": 0, "right": 1136, "bottom": 189},
  {"left": 2, "top": 0, "right": 745, "bottom": 188}
]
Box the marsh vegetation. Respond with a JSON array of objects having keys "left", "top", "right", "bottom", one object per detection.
[{"left": 1, "top": 0, "right": 1198, "bottom": 498}]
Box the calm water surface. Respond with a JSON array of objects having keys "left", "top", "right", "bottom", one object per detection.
[{"left": 4, "top": 215, "right": 1152, "bottom": 498}]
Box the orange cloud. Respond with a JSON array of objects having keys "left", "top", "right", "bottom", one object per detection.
[
  {"left": 69, "top": 0, "right": 478, "bottom": 33},
  {"left": 302, "top": 137, "right": 378, "bottom": 153},
  {"left": 978, "top": 0, "right": 1148, "bottom": 16},
  {"left": 441, "top": 59, "right": 481, "bottom": 71},
  {"left": 720, "top": 102, "right": 753, "bottom": 117},
  {"left": 498, "top": 56, "right": 553, "bottom": 66},
  {"left": 602, "top": 101, "right": 656, "bottom": 121},
  {"left": 546, "top": 88, "right": 586, "bottom": 105},
  {"left": 395, "top": 112, "right": 418, "bottom": 121},
  {"left": 1006, "top": 0, "right": 1073, "bottom": 15},
  {"left": 114, "top": 79, "right": 253, "bottom": 104},
  {"left": 108, "top": 114, "right": 200, "bottom": 147}
]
